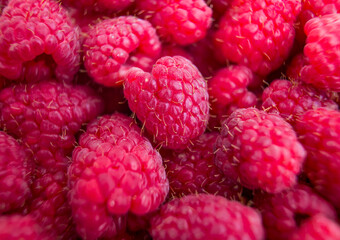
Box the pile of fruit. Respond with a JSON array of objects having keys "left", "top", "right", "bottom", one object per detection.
[{"left": 1, "top": 0, "right": 340, "bottom": 239}]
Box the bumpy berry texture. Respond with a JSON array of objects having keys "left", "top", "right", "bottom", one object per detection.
[
  {"left": 295, "top": 108, "right": 340, "bottom": 209},
  {"left": 296, "top": 0, "right": 340, "bottom": 44},
  {"left": 301, "top": 13, "right": 340, "bottom": 91},
  {"left": 254, "top": 184, "right": 337, "bottom": 240},
  {"left": 124, "top": 56, "right": 209, "bottom": 150},
  {"left": 286, "top": 53, "right": 308, "bottom": 81},
  {"left": 214, "top": 0, "right": 301, "bottom": 76},
  {"left": 290, "top": 214, "right": 340, "bottom": 240},
  {"left": 150, "top": 194, "right": 264, "bottom": 240},
  {"left": 63, "top": 0, "right": 134, "bottom": 13},
  {"left": 0, "top": 131, "right": 31, "bottom": 214},
  {"left": 83, "top": 16, "right": 161, "bottom": 87},
  {"left": 68, "top": 113, "right": 169, "bottom": 240},
  {"left": 0, "top": 0, "right": 80, "bottom": 83},
  {"left": 261, "top": 79, "right": 338, "bottom": 124},
  {"left": 0, "top": 81, "right": 103, "bottom": 239},
  {"left": 215, "top": 108, "right": 306, "bottom": 193},
  {"left": 208, "top": 65, "right": 257, "bottom": 128},
  {"left": 161, "top": 132, "right": 243, "bottom": 200},
  {"left": 0, "top": 215, "right": 47, "bottom": 240},
  {"left": 136, "top": 0, "right": 212, "bottom": 45}
]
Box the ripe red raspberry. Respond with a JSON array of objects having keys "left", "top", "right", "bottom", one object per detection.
[
  {"left": 150, "top": 194, "right": 264, "bottom": 240},
  {"left": 295, "top": 108, "right": 340, "bottom": 209},
  {"left": 254, "top": 184, "right": 337, "bottom": 240},
  {"left": 290, "top": 214, "right": 340, "bottom": 240},
  {"left": 68, "top": 113, "right": 169, "bottom": 240},
  {"left": 261, "top": 79, "right": 338, "bottom": 124},
  {"left": 215, "top": 108, "right": 306, "bottom": 193},
  {"left": 296, "top": 0, "right": 340, "bottom": 44},
  {"left": 208, "top": 0, "right": 232, "bottom": 21},
  {"left": 0, "top": 131, "right": 31, "bottom": 214},
  {"left": 301, "top": 13, "right": 340, "bottom": 91},
  {"left": 0, "top": 215, "right": 47, "bottom": 240},
  {"left": 214, "top": 0, "right": 301, "bottom": 76},
  {"left": 0, "top": 0, "right": 80, "bottom": 83},
  {"left": 124, "top": 56, "right": 209, "bottom": 150},
  {"left": 286, "top": 53, "right": 308, "bottom": 81},
  {"left": 136, "top": 0, "right": 213, "bottom": 45},
  {"left": 0, "top": 81, "right": 103, "bottom": 238},
  {"left": 161, "top": 132, "right": 243, "bottom": 200},
  {"left": 63, "top": 0, "right": 134, "bottom": 13},
  {"left": 83, "top": 16, "right": 161, "bottom": 87}
]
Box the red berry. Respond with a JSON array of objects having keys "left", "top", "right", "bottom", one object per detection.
[
  {"left": 0, "top": 0, "right": 80, "bottom": 83},
  {"left": 150, "top": 194, "right": 265, "bottom": 240},
  {"left": 68, "top": 113, "right": 169, "bottom": 239},
  {"left": 124, "top": 56, "right": 209, "bottom": 150},
  {"left": 83, "top": 16, "right": 161, "bottom": 87},
  {"left": 215, "top": 108, "right": 306, "bottom": 193}
]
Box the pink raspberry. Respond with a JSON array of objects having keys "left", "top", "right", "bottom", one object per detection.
[
  {"left": 0, "top": 131, "right": 31, "bottom": 214},
  {"left": 83, "top": 16, "right": 161, "bottom": 87},
  {"left": 161, "top": 132, "right": 243, "bottom": 200},
  {"left": 0, "top": 81, "right": 103, "bottom": 238},
  {"left": 254, "top": 184, "right": 337, "bottom": 240},
  {"left": 136, "top": 0, "right": 213, "bottom": 45},
  {"left": 295, "top": 108, "right": 340, "bottom": 209},
  {"left": 0, "top": 0, "right": 80, "bottom": 83},
  {"left": 208, "top": 0, "right": 232, "bottom": 21},
  {"left": 300, "top": 13, "right": 340, "bottom": 91},
  {"left": 290, "top": 214, "right": 340, "bottom": 240},
  {"left": 0, "top": 215, "right": 47, "bottom": 240},
  {"left": 214, "top": 0, "right": 301, "bottom": 76},
  {"left": 261, "top": 79, "right": 338, "bottom": 124},
  {"left": 296, "top": 0, "right": 340, "bottom": 44},
  {"left": 150, "top": 194, "right": 264, "bottom": 240},
  {"left": 63, "top": 0, "right": 134, "bottom": 13},
  {"left": 68, "top": 113, "right": 169, "bottom": 240},
  {"left": 215, "top": 108, "right": 306, "bottom": 193},
  {"left": 124, "top": 56, "right": 209, "bottom": 150},
  {"left": 286, "top": 53, "right": 308, "bottom": 81}
]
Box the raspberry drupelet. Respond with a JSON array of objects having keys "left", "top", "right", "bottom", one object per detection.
[
  {"left": 83, "top": 16, "right": 161, "bottom": 87},
  {"left": 124, "top": 56, "right": 209, "bottom": 150},
  {"left": 300, "top": 13, "right": 340, "bottom": 91},
  {"left": 215, "top": 108, "right": 306, "bottom": 193},
  {"left": 0, "top": 131, "right": 31, "bottom": 214},
  {"left": 136, "top": 0, "right": 213, "bottom": 45},
  {"left": 150, "top": 194, "right": 265, "bottom": 240},
  {"left": 161, "top": 132, "right": 243, "bottom": 200},
  {"left": 0, "top": 0, "right": 80, "bottom": 83},
  {"left": 295, "top": 108, "right": 340, "bottom": 210},
  {"left": 214, "top": 0, "right": 301, "bottom": 76},
  {"left": 254, "top": 184, "right": 337, "bottom": 240},
  {"left": 68, "top": 113, "right": 169, "bottom": 240},
  {"left": 0, "top": 81, "right": 104, "bottom": 239}
]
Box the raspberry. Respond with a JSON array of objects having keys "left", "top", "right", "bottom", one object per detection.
[
  {"left": 295, "top": 108, "right": 340, "bottom": 209},
  {"left": 68, "top": 113, "right": 169, "bottom": 239},
  {"left": 0, "top": 81, "right": 103, "bottom": 238},
  {"left": 286, "top": 53, "right": 308, "bottom": 81},
  {"left": 124, "top": 56, "right": 209, "bottom": 150},
  {"left": 296, "top": 0, "right": 340, "bottom": 44},
  {"left": 63, "top": 0, "right": 134, "bottom": 13},
  {"left": 254, "top": 184, "right": 337, "bottom": 240},
  {"left": 290, "top": 214, "right": 340, "bottom": 240},
  {"left": 83, "top": 16, "right": 161, "bottom": 87},
  {"left": 161, "top": 132, "right": 243, "bottom": 199},
  {"left": 261, "top": 79, "right": 338, "bottom": 124},
  {"left": 208, "top": 0, "right": 232, "bottom": 20},
  {"left": 300, "top": 13, "right": 340, "bottom": 91},
  {"left": 0, "top": 215, "right": 47, "bottom": 240},
  {"left": 0, "top": 131, "right": 31, "bottom": 214},
  {"left": 0, "top": 0, "right": 80, "bottom": 83},
  {"left": 214, "top": 0, "right": 301, "bottom": 76},
  {"left": 215, "top": 108, "right": 306, "bottom": 193},
  {"left": 150, "top": 194, "right": 264, "bottom": 240},
  {"left": 136, "top": 0, "right": 213, "bottom": 45}
]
